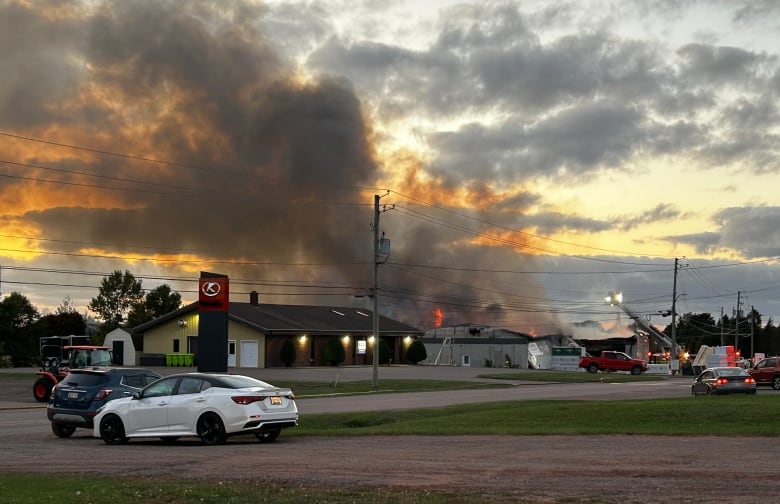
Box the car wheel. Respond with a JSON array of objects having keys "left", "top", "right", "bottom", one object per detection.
[
  {"left": 197, "top": 414, "right": 227, "bottom": 445},
  {"left": 630, "top": 365, "right": 642, "bottom": 375},
  {"left": 51, "top": 423, "right": 76, "bottom": 438},
  {"left": 99, "top": 414, "right": 128, "bottom": 445},
  {"left": 33, "top": 378, "right": 53, "bottom": 402},
  {"left": 587, "top": 363, "right": 599, "bottom": 374},
  {"left": 772, "top": 376, "right": 780, "bottom": 390},
  {"left": 255, "top": 429, "right": 281, "bottom": 443}
]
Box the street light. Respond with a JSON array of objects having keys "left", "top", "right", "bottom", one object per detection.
[{"left": 605, "top": 291, "right": 623, "bottom": 305}]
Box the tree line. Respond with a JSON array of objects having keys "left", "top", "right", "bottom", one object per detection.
[
  {"left": 0, "top": 270, "right": 181, "bottom": 366},
  {"left": 665, "top": 308, "right": 780, "bottom": 358}
]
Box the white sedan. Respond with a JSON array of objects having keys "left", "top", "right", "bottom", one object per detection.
[{"left": 93, "top": 373, "right": 298, "bottom": 445}]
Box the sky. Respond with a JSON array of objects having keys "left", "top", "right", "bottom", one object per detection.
[{"left": 1, "top": 0, "right": 780, "bottom": 342}]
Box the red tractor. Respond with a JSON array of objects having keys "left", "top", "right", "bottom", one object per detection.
[{"left": 33, "top": 336, "right": 113, "bottom": 402}]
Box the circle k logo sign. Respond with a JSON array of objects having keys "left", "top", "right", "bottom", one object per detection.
[{"left": 201, "top": 281, "right": 221, "bottom": 297}]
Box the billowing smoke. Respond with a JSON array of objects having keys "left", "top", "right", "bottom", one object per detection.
[{"left": 0, "top": 0, "right": 554, "bottom": 333}]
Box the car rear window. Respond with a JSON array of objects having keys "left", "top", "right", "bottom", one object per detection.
[
  {"left": 218, "top": 375, "right": 273, "bottom": 389},
  {"left": 122, "top": 374, "right": 160, "bottom": 388},
  {"left": 61, "top": 372, "right": 109, "bottom": 387}
]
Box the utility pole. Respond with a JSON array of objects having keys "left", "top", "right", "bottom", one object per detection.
[
  {"left": 670, "top": 258, "right": 679, "bottom": 373},
  {"left": 735, "top": 291, "right": 741, "bottom": 350},
  {"left": 371, "top": 192, "right": 393, "bottom": 388},
  {"left": 751, "top": 305, "right": 755, "bottom": 362},
  {"left": 372, "top": 194, "right": 380, "bottom": 388},
  {"left": 720, "top": 307, "right": 724, "bottom": 346}
]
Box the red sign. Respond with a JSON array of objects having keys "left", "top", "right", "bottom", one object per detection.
[{"left": 199, "top": 276, "right": 229, "bottom": 311}]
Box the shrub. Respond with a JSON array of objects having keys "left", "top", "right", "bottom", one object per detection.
[
  {"left": 405, "top": 339, "right": 427, "bottom": 364},
  {"left": 378, "top": 339, "right": 392, "bottom": 364},
  {"left": 324, "top": 337, "right": 345, "bottom": 366},
  {"left": 280, "top": 338, "right": 296, "bottom": 367}
]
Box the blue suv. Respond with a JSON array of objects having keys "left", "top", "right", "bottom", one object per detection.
[{"left": 47, "top": 367, "right": 161, "bottom": 438}]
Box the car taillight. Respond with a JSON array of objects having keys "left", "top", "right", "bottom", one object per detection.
[
  {"left": 232, "top": 395, "right": 266, "bottom": 405},
  {"left": 286, "top": 394, "right": 295, "bottom": 401},
  {"left": 95, "top": 389, "right": 113, "bottom": 401},
  {"left": 745, "top": 377, "right": 756, "bottom": 384},
  {"left": 715, "top": 378, "right": 727, "bottom": 385}
]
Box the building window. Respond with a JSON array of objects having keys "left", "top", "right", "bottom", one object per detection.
[{"left": 173, "top": 339, "right": 180, "bottom": 353}]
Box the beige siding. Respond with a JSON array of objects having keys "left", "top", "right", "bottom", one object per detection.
[
  {"left": 229, "top": 322, "right": 265, "bottom": 368},
  {"left": 141, "top": 314, "right": 265, "bottom": 368}
]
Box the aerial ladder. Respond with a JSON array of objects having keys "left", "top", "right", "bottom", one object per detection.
[{"left": 605, "top": 292, "right": 674, "bottom": 352}]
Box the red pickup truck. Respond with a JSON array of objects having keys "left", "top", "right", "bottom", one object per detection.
[{"left": 579, "top": 351, "right": 648, "bottom": 375}]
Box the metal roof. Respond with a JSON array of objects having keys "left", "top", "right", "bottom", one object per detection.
[{"left": 132, "top": 301, "right": 423, "bottom": 336}]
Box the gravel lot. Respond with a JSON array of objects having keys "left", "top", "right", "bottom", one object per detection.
[{"left": 2, "top": 370, "right": 777, "bottom": 503}]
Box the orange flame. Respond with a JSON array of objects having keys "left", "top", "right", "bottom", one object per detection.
[{"left": 433, "top": 308, "right": 443, "bottom": 328}]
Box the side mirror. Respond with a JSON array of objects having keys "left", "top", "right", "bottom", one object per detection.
[{"left": 132, "top": 391, "right": 141, "bottom": 400}]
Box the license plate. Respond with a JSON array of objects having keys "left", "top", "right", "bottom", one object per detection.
[
  {"left": 270, "top": 396, "right": 282, "bottom": 405},
  {"left": 68, "top": 392, "right": 79, "bottom": 400}
]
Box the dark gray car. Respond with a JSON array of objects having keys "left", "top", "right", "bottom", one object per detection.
[
  {"left": 691, "top": 367, "right": 757, "bottom": 396},
  {"left": 47, "top": 367, "right": 161, "bottom": 438}
]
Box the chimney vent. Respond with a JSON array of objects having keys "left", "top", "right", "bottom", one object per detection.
[{"left": 250, "top": 291, "right": 259, "bottom": 305}]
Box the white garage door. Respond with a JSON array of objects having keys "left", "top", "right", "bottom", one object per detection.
[{"left": 240, "top": 340, "right": 258, "bottom": 368}]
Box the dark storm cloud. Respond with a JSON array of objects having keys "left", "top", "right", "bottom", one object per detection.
[
  {"left": 520, "top": 213, "right": 611, "bottom": 236},
  {"left": 664, "top": 207, "right": 780, "bottom": 258},
  {"left": 0, "top": 2, "right": 85, "bottom": 127},
  {"left": 713, "top": 207, "right": 780, "bottom": 258},
  {"left": 676, "top": 44, "right": 758, "bottom": 84},
  {"left": 426, "top": 101, "right": 648, "bottom": 182},
  {"left": 618, "top": 204, "right": 683, "bottom": 231},
  {"left": 304, "top": 2, "right": 780, "bottom": 184}
]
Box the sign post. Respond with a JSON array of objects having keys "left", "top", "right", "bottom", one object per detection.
[{"left": 197, "top": 272, "right": 229, "bottom": 372}]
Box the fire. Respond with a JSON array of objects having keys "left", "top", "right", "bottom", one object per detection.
[{"left": 433, "top": 308, "right": 443, "bottom": 328}]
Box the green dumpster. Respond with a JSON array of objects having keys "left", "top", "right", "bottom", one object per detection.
[
  {"left": 174, "top": 354, "right": 183, "bottom": 367},
  {"left": 165, "top": 354, "right": 174, "bottom": 366},
  {"left": 183, "top": 354, "right": 194, "bottom": 367}
]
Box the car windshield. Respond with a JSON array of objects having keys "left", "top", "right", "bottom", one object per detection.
[
  {"left": 62, "top": 372, "right": 109, "bottom": 387},
  {"left": 219, "top": 375, "right": 274, "bottom": 389},
  {"left": 88, "top": 349, "right": 112, "bottom": 366}
]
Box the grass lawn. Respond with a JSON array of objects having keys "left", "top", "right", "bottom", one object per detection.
[{"left": 291, "top": 394, "right": 780, "bottom": 436}]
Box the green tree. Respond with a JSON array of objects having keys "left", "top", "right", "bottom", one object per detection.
[
  {"left": 33, "top": 311, "right": 86, "bottom": 338},
  {"left": 280, "top": 338, "right": 296, "bottom": 367},
  {"left": 669, "top": 312, "right": 718, "bottom": 353},
  {"left": 89, "top": 270, "right": 144, "bottom": 336},
  {"left": 405, "top": 339, "right": 427, "bottom": 364},
  {"left": 324, "top": 337, "right": 345, "bottom": 366},
  {"left": 0, "top": 292, "right": 40, "bottom": 366},
  {"left": 127, "top": 284, "right": 182, "bottom": 327}
]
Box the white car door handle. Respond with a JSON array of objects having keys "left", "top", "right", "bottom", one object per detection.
[
  {"left": 195, "top": 398, "right": 206, "bottom": 403},
  {"left": 157, "top": 402, "right": 168, "bottom": 406}
]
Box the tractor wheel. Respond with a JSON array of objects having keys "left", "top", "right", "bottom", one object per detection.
[
  {"left": 33, "top": 378, "right": 53, "bottom": 402},
  {"left": 51, "top": 423, "right": 77, "bottom": 438}
]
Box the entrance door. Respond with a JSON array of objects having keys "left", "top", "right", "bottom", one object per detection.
[
  {"left": 240, "top": 340, "right": 258, "bottom": 368},
  {"left": 227, "top": 340, "right": 236, "bottom": 367}
]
